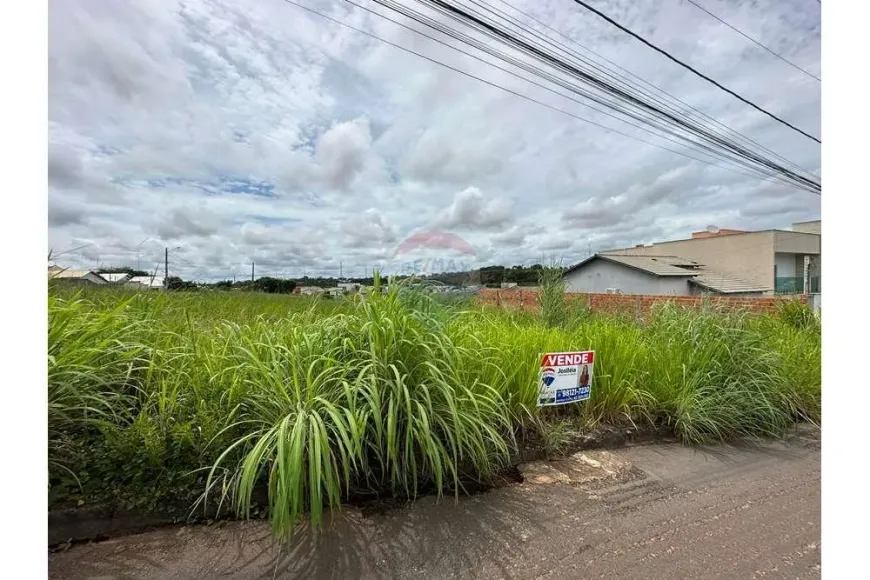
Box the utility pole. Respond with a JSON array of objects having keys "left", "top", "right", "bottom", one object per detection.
[
  {"left": 251, "top": 262, "right": 255, "bottom": 282},
  {"left": 164, "top": 247, "right": 169, "bottom": 283}
]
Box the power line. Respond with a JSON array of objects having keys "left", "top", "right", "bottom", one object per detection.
[
  {"left": 278, "top": 0, "right": 794, "bottom": 185},
  {"left": 683, "top": 0, "right": 820, "bottom": 82},
  {"left": 403, "top": 0, "right": 819, "bottom": 191},
  {"left": 428, "top": 0, "right": 802, "bottom": 180},
  {"left": 487, "top": 0, "right": 813, "bottom": 176},
  {"left": 446, "top": 0, "right": 818, "bottom": 188},
  {"left": 354, "top": 0, "right": 802, "bottom": 185},
  {"left": 570, "top": 0, "right": 821, "bottom": 143},
  {"left": 279, "top": 0, "right": 818, "bottom": 193}
]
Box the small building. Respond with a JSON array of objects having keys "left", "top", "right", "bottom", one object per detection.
[
  {"left": 100, "top": 272, "right": 134, "bottom": 284},
  {"left": 296, "top": 286, "right": 325, "bottom": 296},
  {"left": 337, "top": 282, "right": 361, "bottom": 294},
  {"left": 48, "top": 266, "right": 107, "bottom": 285},
  {"left": 126, "top": 275, "right": 165, "bottom": 290},
  {"left": 602, "top": 221, "right": 820, "bottom": 295},
  {"left": 562, "top": 254, "right": 767, "bottom": 297},
  {"left": 325, "top": 287, "right": 345, "bottom": 298}
]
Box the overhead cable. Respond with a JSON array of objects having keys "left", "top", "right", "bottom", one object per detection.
[
  {"left": 403, "top": 0, "right": 820, "bottom": 191},
  {"left": 683, "top": 0, "right": 820, "bottom": 82},
  {"left": 277, "top": 0, "right": 819, "bottom": 193},
  {"left": 570, "top": 0, "right": 821, "bottom": 143},
  {"left": 482, "top": 0, "right": 815, "bottom": 176}
]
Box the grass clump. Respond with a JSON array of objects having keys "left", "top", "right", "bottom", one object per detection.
[
  {"left": 538, "top": 265, "right": 568, "bottom": 328},
  {"left": 47, "top": 280, "right": 821, "bottom": 537},
  {"left": 205, "top": 279, "right": 512, "bottom": 537}
]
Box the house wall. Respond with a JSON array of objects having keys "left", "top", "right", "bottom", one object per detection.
[
  {"left": 563, "top": 258, "right": 691, "bottom": 295},
  {"left": 810, "top": 256, "right": 821, "bottom": 280},
  {"left": 792, "top": 220, "right": 821, "bottom": 235},
  {"left": 774, "top": 230, "right": 820, "bottom": 254},
  {"left": 606, "top": 231, "right": 777, "bottom": 290},
  {"left": 775, "top": 253, "right": 797, "bottom": 278}
]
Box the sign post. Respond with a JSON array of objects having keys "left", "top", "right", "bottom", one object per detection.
[{"left": 537, "top": 351, "right": 595, "bottom": 407}]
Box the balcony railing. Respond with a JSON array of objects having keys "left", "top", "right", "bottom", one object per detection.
[{"left": 775, "top": 276, "right": 821, "bottom": 294}]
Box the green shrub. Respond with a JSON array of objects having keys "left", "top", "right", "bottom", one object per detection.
[{"left": 778, "top": 300, "right": 819, "bottom": 331}]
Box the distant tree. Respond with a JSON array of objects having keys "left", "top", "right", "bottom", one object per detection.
[
  {"left": 479, "top": 266, "right": 506, "bottom": 287},
  {"left": 166, "top": 276, "right": 197, "bottom": 291},
  {"left": 97, "top": 266, "right": 149, "bottom": 277},
  {"left": 252, "top": 277, "right": 296, "bottom": 294}
]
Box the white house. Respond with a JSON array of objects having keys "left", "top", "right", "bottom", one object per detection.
[
  {"left": 48, "top": 266, "right": 107, "bottom": 285},
  {"left": 126, "top": 275, "right": 165, "bottom": 290}
]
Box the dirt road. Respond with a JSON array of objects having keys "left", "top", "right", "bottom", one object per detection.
[{"left": 49, "top": 432, "right": 820, "bottom": 579}]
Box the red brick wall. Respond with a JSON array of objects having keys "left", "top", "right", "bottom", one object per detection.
[{"left": 477, "top": 288, "right": 805, "bottom": 317}]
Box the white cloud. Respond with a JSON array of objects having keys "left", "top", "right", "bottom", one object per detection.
[
  {"left": 315, "top": 118, "right": 383, "bottom": 191},
  {"left": 47, "top": 0, "right": 821, "bottom": 279},
  {"left": 341, "top": 208, "right": 397, "bottom": 246},
  {"left": 561, "top": 165, "right": 704, "bottom": 228},
  {"left": 434, "top": 187, "right": 514, "bottom": 231},
  {"left": 490, "top": 226, "right": 529, "bottom": 247}
]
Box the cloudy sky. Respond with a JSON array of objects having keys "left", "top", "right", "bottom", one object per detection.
[{"left": 48, "top": 0, "right": 820, "bottom": 280}]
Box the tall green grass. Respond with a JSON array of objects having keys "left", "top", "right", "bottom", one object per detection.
[
  {"left": 202, "top": 280, "right": 512, "bottom": 537},
  {"left": 47, "top": 283, "right": 821, "bottom": 537},
  {"left": 537, "top": 265, "right": 569, "bottom": 328}
]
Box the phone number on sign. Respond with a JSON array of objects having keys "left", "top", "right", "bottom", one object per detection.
[{"left": 556, "top": 386, "right": 591, "bottom": 401}]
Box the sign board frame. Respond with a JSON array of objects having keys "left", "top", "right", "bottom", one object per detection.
[{"left": 537, "top": 350, "right": 595, "bottom": 407}]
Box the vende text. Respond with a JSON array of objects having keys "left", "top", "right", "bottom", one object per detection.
[{"left": 542, "top": 352, "right": 594, "bottom": 366}]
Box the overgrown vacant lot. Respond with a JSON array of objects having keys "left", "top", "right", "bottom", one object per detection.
[{"left": 48, "top": 281, "right": 820, "bottom": 538}]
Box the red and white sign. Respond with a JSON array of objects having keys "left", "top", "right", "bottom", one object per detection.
[
  {"left": 538, "top": 350, "right": 595, "bottom": 407},
  {"left": 540, "top": 351, "right": 595, "bottom": 367}
]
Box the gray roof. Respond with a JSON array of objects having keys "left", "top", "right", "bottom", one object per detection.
[
  {"left": 565, "top": 253, "right": 768, "bottom": 293},
  {"left": 101, "top": 272, "right": 133, "bottom": 283},
  {"left": 566, "top": 254, "right": 702, "bottom": 277},
  {"left": 688, "top": 273, "right": 769, "bottom": 294},
  {"left": 49, "top": 268, "right": 105, "bottom": 281}
]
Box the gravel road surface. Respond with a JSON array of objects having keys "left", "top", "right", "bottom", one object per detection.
[{"left": 49, "top": 431, "right": 821, "bottom": 579}]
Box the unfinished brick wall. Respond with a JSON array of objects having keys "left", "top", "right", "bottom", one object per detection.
[{"left": 477, "top": 288, "right": 806, "bottom": 317}]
